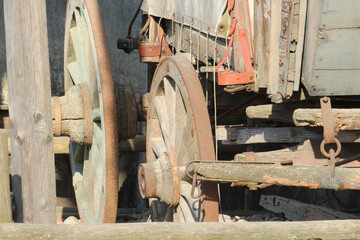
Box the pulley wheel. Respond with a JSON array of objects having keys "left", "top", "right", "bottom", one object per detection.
[
  {"left": 64, "top": 0, "right": 118, "bottom": 223},
  {"left": 145, "top": 55, "right": 219, "bottom": 222}
]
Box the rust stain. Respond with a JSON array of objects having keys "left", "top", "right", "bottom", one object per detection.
[
  {"left": 353, "top": 175, "right": 360, "bottom": 179},
  {"left": 263, "top": 174, "right": 320, "bottom": 189}
]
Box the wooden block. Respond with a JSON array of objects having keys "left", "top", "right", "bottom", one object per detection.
[
  {"left": 260, "top": 195, "right": 359, "bottom": 221},
  {"left": 293, "top": 108, "right": 360, "bottom": 130}
]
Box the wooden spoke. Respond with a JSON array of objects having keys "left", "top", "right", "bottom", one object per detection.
[
  {"left": 174, "top": 86, "right": 187, "bottom": 150},
  {"left": 150, "top": 137, "right": 167, "bottom": 158},
  {"left": 69, "top": 27, "right": 84, "bottom": 71},
  {"left": 154, "top": 96, "right": 172, "bottom": 150},
  {"left": 163, "top": 77, "right": 176, "bottom": 149},
  {"left": 67, "top": 61, "right": 81, "bottom": 85}
]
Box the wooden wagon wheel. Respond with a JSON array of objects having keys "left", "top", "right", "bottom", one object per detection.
[
  {"left": 64, "top": 0, "right": 118, "bottom": 223},
  {"left": 139, "top": 55, "right": 218, "bottom": 222}
]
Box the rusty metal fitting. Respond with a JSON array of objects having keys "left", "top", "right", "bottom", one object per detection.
[
  {"left": 320, "top": 138, "right": 342, "bottom": 158},
  {"left": 138, "top": 163, "right": 157, "bottom": 198},
  {"left": 137, "top": 151, "right": 180, "bottom": 206},
  {"left": 52, "top": 97, "right": 62, "bottom": 136}
]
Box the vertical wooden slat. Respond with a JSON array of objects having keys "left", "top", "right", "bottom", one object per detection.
[
  {"left": 267, "top": 0, "right": 282, "bottom": 96},
  {"left": 4, "top": 0, "right": 56, "bottom": 223},
  {"left": 0, "top": 129, "right": 11, "bottom": 223}
]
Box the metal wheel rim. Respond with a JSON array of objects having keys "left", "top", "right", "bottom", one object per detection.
[
  {"left": 146, "top": 55, "right": 217, "bottom": 222},
  {"left": 65, "top": 0, "right": 118, "bottom": 223}
]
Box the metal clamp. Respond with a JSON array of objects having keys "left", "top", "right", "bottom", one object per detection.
[{"left": 320, "top": 97, "right": 342, "bottom": 158}]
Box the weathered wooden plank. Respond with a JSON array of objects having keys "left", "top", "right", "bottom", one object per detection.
[
  {"left": 5, "top": 134, "right": 145, "bottom": 155},
  {"left": 254, "top": 0, "right": 271, "bottom": 89},
  {"left": 267, "top": 0, "right": 282, "bottom": 96},
  {"left": 1, "top": 221, "right": 360, "bottom": 239},
  {"left": 260, "top": 195, "right": 359, "bottom": 221},
  {"left": 314, "top": 29, "right": 360, "bottom": 70},
  {"left": 293, "top": 108, "right": 360, "bottom": 130},
  {"left": 309, "top": 70, "right": 360, "bottom": 96},
  {"left": 0, "top": 131, "right": 11, "bottom": 223},
  {"left": 321, "top": 0, "right": 360, "bottom": 29},
  {"left": 217, "top": 126, "right": 360, "bottom": 144},
  {"left": 235, "top": 139, "right": 360, "bottom": 168},
  {"left": 4, "top": 0, "right": 56, "bottom": 223},
  {"left": 301, "top": 0, "right": 323, "bottom": 95},
  {"left": 293, "top": 0, "right": 307, "bottom": 91},
  {"left": 246, "top": 103, "right": 300, "bottom": 123}
]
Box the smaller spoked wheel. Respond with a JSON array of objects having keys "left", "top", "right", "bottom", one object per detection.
[
  {"left": 140, "top": 55, "right": 218, "bottom": 222},
  {"left": 64, "top": 0, "right": 118, "bottom": 223}
]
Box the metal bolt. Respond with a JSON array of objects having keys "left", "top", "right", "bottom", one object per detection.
[{"left": 218, "top": 24, "right": 225, "bottom": 32}]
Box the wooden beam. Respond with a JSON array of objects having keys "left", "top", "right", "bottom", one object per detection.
[
  {"left": 217, "top": 126, "right": 360, "bottom": 144},
  {"left": 235, "top": 139, "right": 360, "bottom": 168},
  {"left": 293, "top": 108, "right": 360, "bottom": 130},
  {"left": 0, "top": 131, "right": 11, "bottom": 223},
  {"left": 1, "top": 221, "right": 360, "bottom": 239},
  {"left": 260, "top": 195, "right": 359, "bottom": 221},
  {"left": 4, "top": 133, "right": 145, "bottom": 155},
  {"left": 4, "top": 0, "right": 56, "bottom": 223},
  {"left": 193, "top": 162, "right": 360, "bottom": 190}
]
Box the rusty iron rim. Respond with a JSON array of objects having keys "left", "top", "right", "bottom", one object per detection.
[
  {"left": 65, "top": 0, "right": 118, "bottom": 223},
  {"left": 146, "top": 55, "right": 219, "bottom": 222}
]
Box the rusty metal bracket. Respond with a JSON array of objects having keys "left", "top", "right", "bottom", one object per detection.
[
  {"left": 320, "top": 97, "right": 336, "bottom": 144},
  {"left": 320, "top": 97, "right": 342, "bottom": 158},
  {"left": 217, "top": 0, "right": 255, "bottom": 86}
]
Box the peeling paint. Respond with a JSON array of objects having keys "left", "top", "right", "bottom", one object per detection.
[{"left": 263, "top": 174, "right": 321, "bottom": 189}]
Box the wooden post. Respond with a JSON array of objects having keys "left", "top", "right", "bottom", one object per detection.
[
  {"left": 4, "top": 0, "right": 56, "bottom": 223},
  {"left": 0, "top": 129, "right": 11, "bottom": 223}
]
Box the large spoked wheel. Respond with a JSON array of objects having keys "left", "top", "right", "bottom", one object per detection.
[
  {"left": 64, "top": 0, "right": 118, "bottom": 223},
  {"left": 143, "top": 56, "right": 218, "bottom": 222}
]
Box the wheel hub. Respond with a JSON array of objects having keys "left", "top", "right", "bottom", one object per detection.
[{"left": 139, "top": 151, "right": 180, "bottom": 206}]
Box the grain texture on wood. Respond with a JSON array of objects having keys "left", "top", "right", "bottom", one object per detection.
[
  {"left": 217, "top": 126, "right": 360, "bottom": 144},
  {"left": 267, "top": 0, "right": 282, "bottom": 96},
  {"left": 293, "top": 108, "right": 360, "bottom": 130},
  {"left": 1, "top": 221, "right": 360, "bottom": 239},
  {"left": 254, "top": 0, "right": 271, "bottom": 89},
  {"left": 260, "top": 195, "right": 359, "bottom": 221},
  {"left": 4, "top": 0, "right": 56, "bottom": 223},
  {"left": 0, "top": 131, "right": 11, "bottom": 223},
  {"left": 293, "top": 0, "right": 307, "bottom": 91},
  {"left": 193, "top": 162, "right": 360, "bottom": 190},
  {"left": 235, "top": 139, "right": 360, "bottom": 168}
]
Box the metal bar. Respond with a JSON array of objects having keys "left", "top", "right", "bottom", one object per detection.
[{"left": 192, "top": 161, "right": 360, "bottom": 190}]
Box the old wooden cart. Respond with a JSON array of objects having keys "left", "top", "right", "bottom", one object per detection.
[{"left": 5, "top": 0, "right": 360, "bottom": 226}]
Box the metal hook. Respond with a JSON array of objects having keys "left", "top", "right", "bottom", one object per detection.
[{"left": 191, "top": 173, "right": 202, "bottom": 199}]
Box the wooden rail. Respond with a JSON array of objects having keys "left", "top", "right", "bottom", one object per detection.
[{"left": 0, "top": 221, "right": 360, "bottom": 239}]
